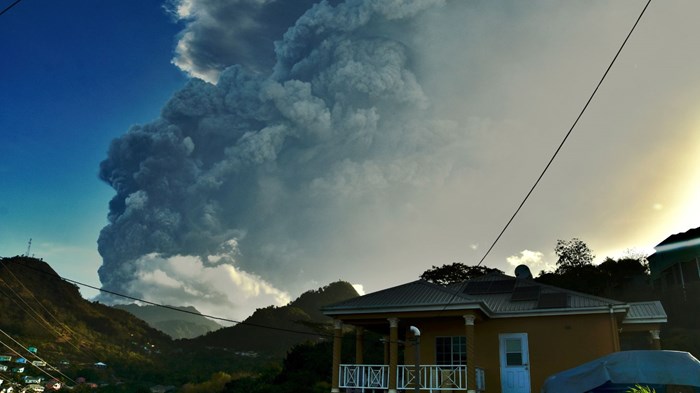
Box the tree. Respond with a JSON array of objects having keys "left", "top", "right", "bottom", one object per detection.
[
  {"left": 554, "top": 238, "right": 594, "bottom": 274},
  {"left": 420, "top": 263, "right": 503, "bottom": 286}
]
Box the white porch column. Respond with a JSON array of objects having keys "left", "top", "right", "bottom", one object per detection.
[
  {"left": 388, "top": 317, "right": 399, "bottom": 393},
  {"left": 464, "top": 315, "right": 476, "bottom": 393},
  {"left": 331, "top": 320, "right": 342, "bottom": 393}
]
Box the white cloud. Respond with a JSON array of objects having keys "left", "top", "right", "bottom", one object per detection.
[
  {"left": 352, "top": 284, "right": 365, "bottom": 296},
  {"left": 123, "top": 244, "right": 290, "bottom": 323},
  {"left": 506, "top": 250, "right": 554, "bottom": 276}
]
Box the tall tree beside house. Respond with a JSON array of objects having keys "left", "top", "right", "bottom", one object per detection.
[
  {"left": 554, "top": 238, "right": 594, "bottom": 273},
  {"left": 420, "top": 262, "right": 503, "bottom": 286}
]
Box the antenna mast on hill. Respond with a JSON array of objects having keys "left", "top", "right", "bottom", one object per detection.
[{"left": 25, "top": 238, "right": 32, "bottom": 257}]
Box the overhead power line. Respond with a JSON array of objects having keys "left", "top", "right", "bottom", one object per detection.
[
  {"left": 0, "top": 275, "right": 70, "bottom": 341},
  {"left": 0, "top": 0, "right": 24, "bottom": 17},
  {"left": 0, "top": 328, "right": 76, "bottom": 385},
  {"left": 0, "top": 0, "right": 654, "bottom": 350},
  {"left": 0, "top": 333, "right": 65, "bottom": 385},
  {"left": 1, "top": 263, "right": 86, "bottom": 343},
  {"left": 3, "top": 258, "right": 418, "bottom": 346},
  {"left": 3, "top": 258, "right": 334, "bottom": 339},
  {"left": 0, "top": 264, "right": 106, "bottom": 362},
  {"left": 475, "top": 0, "right": 652, "bottom": 267}
]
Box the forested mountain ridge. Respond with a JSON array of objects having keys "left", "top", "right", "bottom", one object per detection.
[
  {"left": 115, "top": 303, "right": 222, "bottom": 339},
  {"left": 0, "top": 255, "right": 362, "bottom": 390},
  {"left": 190, "top": 281, "right": 359, "bottom": 355}
]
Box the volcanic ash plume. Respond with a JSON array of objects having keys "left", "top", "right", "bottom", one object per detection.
[{"left": 97, "top": 0, "right": 467, "bottom": 316}]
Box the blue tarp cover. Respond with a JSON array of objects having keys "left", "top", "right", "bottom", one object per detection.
[{"left": 541, "top": 350, "right": 700, "bottom": 393}]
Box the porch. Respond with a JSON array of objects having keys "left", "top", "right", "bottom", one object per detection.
[
  {"left": 339, "top": 364, "right": 486, "bottom": 392},
  {"left": 329, "top": 315, "right": 484, "bottom": 393}
]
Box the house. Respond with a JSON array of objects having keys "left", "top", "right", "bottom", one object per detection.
[
  {"left": 22, "top": 376, "right": 43, "bottom": 384},
  {"left": 29, "top": 361, "right": 45, "bottom": 368},
  {"left": 648, "top": 226, "right": 700, "bottom": 291},
  {"left": 0, "top": 356, "right": 11, "bottom": 362},
  {"left": 0, "top": 365, "right": 6, "bottom": 372},
  {"left": 14, "top": 358, "right": 26, "bottom": 364},
  {"left": 322, "top": 266, "right": 667, "bottom": 393}
]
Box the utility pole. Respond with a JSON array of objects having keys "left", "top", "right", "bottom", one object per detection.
[{"left": 25, "top": 238, "right": 32, "bottom": 257}]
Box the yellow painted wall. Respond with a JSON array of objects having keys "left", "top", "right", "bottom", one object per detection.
[{"left": 402, "top": 313, "right": 619, "bottom": 393}]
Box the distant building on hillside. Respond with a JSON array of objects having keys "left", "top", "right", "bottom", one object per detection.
[
  {"left": 648, "top": 226, "right": 700, "bottom": 290},
  {"left": 22, "top": 376, "right": 43, "bottom": 384}
]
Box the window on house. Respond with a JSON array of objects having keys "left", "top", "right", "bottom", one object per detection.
[
  {"left": 504, "top": 338, "right": 523, "bottom": 366},
  {"left": 435, "top": 336, "right": 466, "bottom": 365}
]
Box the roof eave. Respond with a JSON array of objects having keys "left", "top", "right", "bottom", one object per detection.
[
  {"left": 324, "top": 304, "right": 629, "bottom": 319},
  {"left": 323, "top": 302, "right": 491, "bottom": 317},
  {"left": 622, "top": 318, "right": 668, "bottom": 324},
  {"left": 489, "top": 305, "right": 629, "bottom": 319}
]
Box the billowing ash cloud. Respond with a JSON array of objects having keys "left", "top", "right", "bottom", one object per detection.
[
  {"left": 169, "top": 0, "right": 338, "bottom": 82},
  {"left": 99, "top": 0, "right": 465, "bottom": 315},
  {"left": 100, "top": 0, "right": 663, "bottom": 317}
]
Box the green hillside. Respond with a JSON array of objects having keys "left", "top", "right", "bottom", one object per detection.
[
  {"left": 0, "top": 256, "right": 361, "bottom": 389},
  {"left": 190, "top": 281, "right": 359, "bottom": 355},
  {"left": 0, "top": 256, "right": 172, "bottom": 379}
]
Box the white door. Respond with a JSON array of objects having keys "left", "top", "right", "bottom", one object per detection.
[{"left": 499, "top": 333, "right": 531, "bottom": 393}]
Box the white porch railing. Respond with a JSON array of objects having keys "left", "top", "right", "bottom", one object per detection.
[
  {"left": 339, "top": 364, "right": 389, "bottom": 392},
  {"left": 397, "top": 365, "right": 466, "bottom": 392},
  {"left": 339, "top": 364, "right": 485, "bottom": 392}
]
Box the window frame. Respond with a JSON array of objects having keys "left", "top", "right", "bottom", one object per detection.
[{"left": 435, "top": 336, "right": 467, "bottom": 366}]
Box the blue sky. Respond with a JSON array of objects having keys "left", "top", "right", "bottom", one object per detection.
[
  {"left": 1, "top": 0, "right": 186, "bottom": 294},
  {"left": 2, "top": 0, "right": 700, "bottom": 319}
]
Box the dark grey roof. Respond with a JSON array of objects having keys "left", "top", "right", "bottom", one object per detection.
[
  {"left": 323, "top": 273, "right": 634, "bottom": 318},
  {"left": 655, "top": 226, "right": 700, "bottom": 247},
  {"left": 323, "top": 280, "right": 477, "bottom": 312},
  {"left": 451, "top": 274, "right": 626, "bottom": 314}
]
